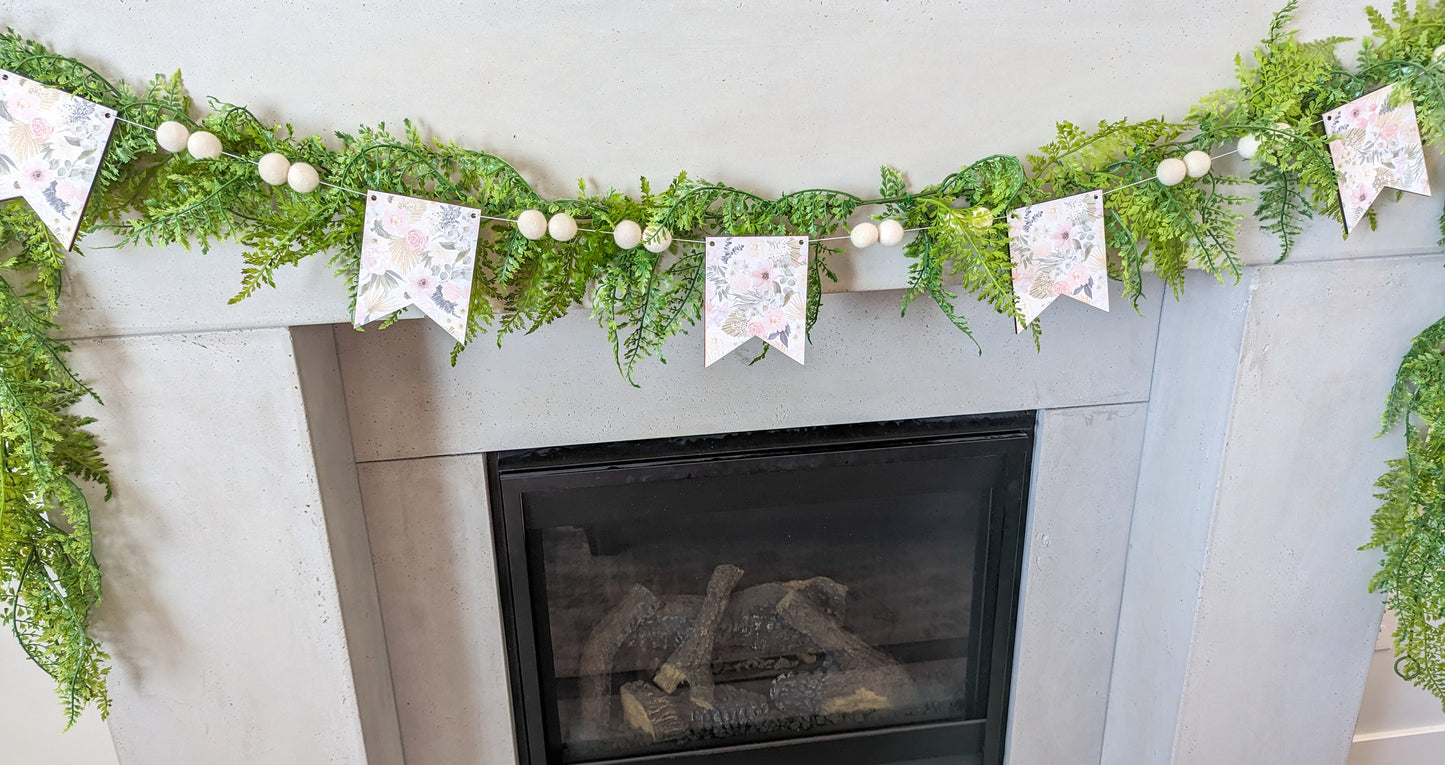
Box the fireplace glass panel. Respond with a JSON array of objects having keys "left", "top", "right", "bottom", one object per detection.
[{"left": 491, "top": 415, "right": 1031, "bottom": 765}]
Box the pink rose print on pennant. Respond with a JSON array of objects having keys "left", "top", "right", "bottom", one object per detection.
[
  {"left": 6, "top": 90, "right": 38, "bottom": 122},
  {"left": 1007, "top": 189, "right": 1109, "bottom": 329},
  {"left": 0, "top": 69, "right": 117, "bottom": 251},
  {"left": 28, "top": 117, "right": 52, "bottom": 143},
  {"left": 703, "top": 236, "right": 809, "bottom": 367},
  {"left": 352, "top": 191, "right": 482, "bottom": 342},
  {"left": 53, "top": 179, "right": 82, "bottom": 206},
  {"left": 379, "top": 206, "right": 410, "bottom": 237},
  {"left": 1324, "top": 84, "right": 1431, "bottom": 233}
]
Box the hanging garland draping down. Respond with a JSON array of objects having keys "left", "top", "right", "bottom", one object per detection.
[{"left": 3, "top": 0, "right": 1445, "bottom": 725}]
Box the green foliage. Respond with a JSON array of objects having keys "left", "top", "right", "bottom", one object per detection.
[
  {"left": 0, "top": 1, "right": 1444, "bottom": 724},
  {"left": 897, "top": 155, "right": 1033, "bottom": 344},
  {"left": 1368, "top": 316, "right": 1445, "bottom": 711},
  {"left": 1224, "top": 0, "right": 1354, "bottom": 259}
]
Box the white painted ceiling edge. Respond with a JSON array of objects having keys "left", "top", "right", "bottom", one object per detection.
[{"left": 11, "top": 0, "right": 1439, "bottom": 340}]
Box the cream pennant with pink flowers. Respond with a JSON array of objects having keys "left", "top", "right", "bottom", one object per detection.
[
  {"left": 1007, "top": 189, "right": 1108, "bottom": 329},
  {"left": 353, "top": 191, "right": 481, "bottom": 341},
  {"left": 704, "top": 235, "right": 809, "bottom": 366},
  {"left": 1323, "top": 85, "right": 1431, "bottom": 234},
  {"left": 0, "top": 69, "right": 117, "bottom": 251}
]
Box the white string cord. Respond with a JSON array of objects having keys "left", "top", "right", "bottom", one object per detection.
[{"left": 112, "top": 112, "right": 1255, "bottom": 248}]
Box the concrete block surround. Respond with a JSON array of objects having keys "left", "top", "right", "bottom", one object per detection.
[{"left": 2, "top": 1, "right": 1431, "bottom": 763}]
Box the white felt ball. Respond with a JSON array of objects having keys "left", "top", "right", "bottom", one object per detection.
[
  {"left": 287, "top": 162, "right": 320, "bottom": 193},
  {"left": 1435, "top": 44, "right": 1445, "bottom": 62},
  {"left": 613, "top": 219, "right": 642, "bottom": 249},
  {"left": 642, "top": 224, "right": 673, "bottom": 254},
  {"left": 878, "top": 219, "right": 905, "bottom": 247},
  {"left": 186, "top": 130, "right": 222, "bottom": 160},
  {"left": 849, "top": 221, "right": 880, "bottom": 249},
  {"left": 257, "top": 152, "right": 291, "bottom": 185},
  {"left": 154, "top": 120, "right": 190, "bottom": 153},
  {"left": 517, "top": 209, "right": 548, "bottom": 240},
  {"left": 1155, "top": 157, "right": 1188, "bottom": 187},
  {"left": 548, "top": 212, "right": 578, "bottom": 241},
  {"left": 1237, "top": 135, "right": 1261, "bottom": 160},
  {"left": 1183, "top": 150, "right": 1212, "bottom": 178}
]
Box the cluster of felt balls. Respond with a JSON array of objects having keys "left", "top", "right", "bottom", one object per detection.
[
  {"left": 152, "top": 120, "right": 322, "bottom": 193},
  {"left": 512, "top": 208, "right": 675, "bottom": 253},
  {"left": 1153, "top": 134, "right": 1268, "bottom": 187}
]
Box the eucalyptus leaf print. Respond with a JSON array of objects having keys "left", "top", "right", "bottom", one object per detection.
[
  {"left": 0, "top": 69, "right": 116, "bottom": 250},
  {"left": 703, "top": 236, "right": 809, "bottom": 366},
  {"left": 1323, "top": 85, "right": 1431, "bottom": 233},
  {"left": 1007, "top": 189, "right": 1108, "bottom": 328},
  {"left": 352, "top": 191, "right": 481, "bottom": 341}
]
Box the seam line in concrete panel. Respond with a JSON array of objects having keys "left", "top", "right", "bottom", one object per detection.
[
  {"left": 1165, "top": 268, "right": 1257, "bottom": 763},
  {"left": 1087, "top": 286, "right": 1166, "bottom": 763}
]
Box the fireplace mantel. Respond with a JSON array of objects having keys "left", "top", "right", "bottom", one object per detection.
[{"left": 1, "top": 2, "right": 1434, "bottom": 763}]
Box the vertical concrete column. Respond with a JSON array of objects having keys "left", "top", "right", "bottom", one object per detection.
[
  {"left": 1106, "top": 255, "right": 1445, "bottom": 764},
  {"left": 1169, "top": 257, "right": 1445, "bottom": 764},
  {"left": 66, "top": 327, "right": 389, "bottom": 764},
  {"left": 1103, "top": 273, "right": 1253, "bottom": 764},
  {"left": 1006, "top": 404, "right": 1148, "bottom": 765}
]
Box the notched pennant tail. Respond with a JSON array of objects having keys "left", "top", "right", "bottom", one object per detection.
[
  {"left": 1323, "top": 85, "right": 1431, "bottom": 234},
  {"left": 1007, "top": 189, "right": 1109, "bottom": 330},
  {"left": 352, "top": 190, "right": 482, "bottom": 342},
  {"left": 0, "top": 69, "right": 118, "bottom": 251},
  {"left": 703, "top": 236, "right": 809, "bottom": 367}
]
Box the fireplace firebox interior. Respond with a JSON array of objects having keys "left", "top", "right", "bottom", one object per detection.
[{"left": 487, "top": 413, "right": 1034, "bottom": 765}]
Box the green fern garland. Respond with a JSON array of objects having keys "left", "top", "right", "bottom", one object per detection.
[
  {"left": 1370, "top": 316, "right": 1445, "bottom": 707},
  {"left": 1, "top": 0, "right": 1445, "bottom": 724}
]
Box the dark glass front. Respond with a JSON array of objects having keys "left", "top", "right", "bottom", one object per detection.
[{"left": 490, "top": 415, "right": 1032, "bottom": 765}]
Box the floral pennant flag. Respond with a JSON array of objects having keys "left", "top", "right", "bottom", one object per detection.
[
  {"left": 704, "top": 235, "right": 808, "bottom": 366},
  {"left": 0, "top": 70, "right": 117, "bottom": 251},
  {"left": 1007, "top": 189, "right": 1108, "bottom": 329},
  {"left": 353, "top": 191, "right": 480, "bottom": 342},
  {"left": 1323, "top": 84, "right": 1430, "bottom": 234}
]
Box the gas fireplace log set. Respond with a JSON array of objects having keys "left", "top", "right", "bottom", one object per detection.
[
  {"left": 489, "top": 413, "right": 1033, "bottom": 764},
  {"left": 581, "top": 564, "right": 919, "bottom": 744}
]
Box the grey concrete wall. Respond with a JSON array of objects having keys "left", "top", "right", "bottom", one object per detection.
[
  {"left": 1104, "top": 272, "right": 1254, "bottom": 763},
  {"left": 0, "top": 634, "right": 118, "bottom": 764},
  {"left": 350, "top": 404, "right": 1153, "bottom": 765},
  {"left": 1171, "top": 255, "right": 1445, "bottom": 763},
  {"left": 293, "top": 325, "right": 406, "bottom": 765},
  {"left": 1006, "top": 404, "right": 1149, "bottom": 764},
  {"left": 1107, "top": 254, "right": 1445, "bottom": 764},
  {"left": 67, "top": 329, "right": 371, "bottom": 764},
  {"left": 356, "top": 456, "right": 517, "bottom": 765},
  {"left": 336, "top": 276, "right": 1162, "bottom": 764},
  {"left": 336, "top": 283, "right": 1160, "bottom": 462}
]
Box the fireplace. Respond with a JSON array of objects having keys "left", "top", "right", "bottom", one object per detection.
[{"left": 486, "top": 412, "right": 1034, "bottom": 765}]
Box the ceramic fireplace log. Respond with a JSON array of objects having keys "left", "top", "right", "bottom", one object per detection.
[
  {"left": 621, "top": 681, "right": 774, "bottom": 742},
  {"left": 719, "top": 576, "right": 847, "bottom": 654},
  {"left": 653, "top": 563, "right": 745, "bottom": 707},
  {"left": 774, "top": 591, "right": 917, "bottom": 714},
  {"left": 619, "top": 681, "right": 690, "bottom": 741},
  {"left": 579, "top": 584, "right": 661, "bottom": 737}
]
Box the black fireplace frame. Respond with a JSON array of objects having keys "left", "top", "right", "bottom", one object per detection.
[{"left": 486, "top": 412, "right": 1035, "bottom": 765}]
